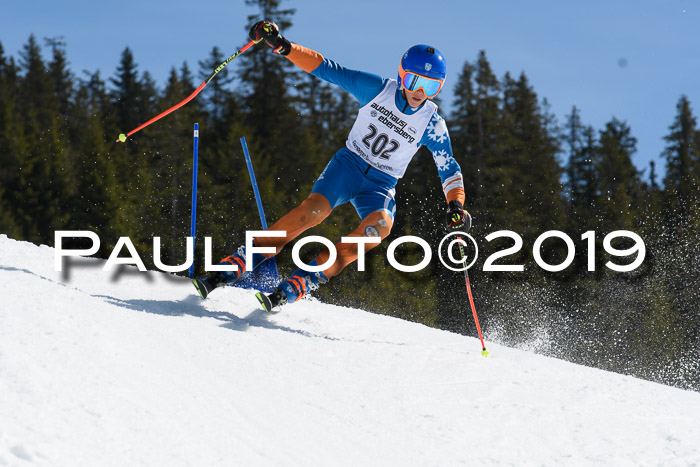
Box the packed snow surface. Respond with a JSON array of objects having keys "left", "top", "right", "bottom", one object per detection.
[{"left": 1, "top": 234, "right": 699, "bottom": 466}]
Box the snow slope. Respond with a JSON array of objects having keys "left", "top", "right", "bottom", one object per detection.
[{"left": 1, "top": 234, "right": 699, "bottom": 466}]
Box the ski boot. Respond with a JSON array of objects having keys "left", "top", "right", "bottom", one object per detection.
[
  {"left": 192, "top": 272, "right": 226, "bottom": 299},
  {"left": 255, "top": 260, "right": 328, "bottom": 312},
  {"left": 255, "top": 287, "right": 287, "bottom": 313},
  {"left": 192, "top": 245, "right": 266, "bottom": 299}
]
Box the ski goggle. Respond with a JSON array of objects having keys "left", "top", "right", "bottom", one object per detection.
[{"left": 399, "top": 70, "right": 444, "bottom": 98}]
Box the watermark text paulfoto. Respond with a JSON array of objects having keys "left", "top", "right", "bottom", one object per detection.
[{"left": 54, "top": 229, "right": 646, "bottom": 274}]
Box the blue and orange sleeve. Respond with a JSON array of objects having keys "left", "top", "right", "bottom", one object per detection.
[
  {"left": 286, "top": 43, "right": 386, "bottom": 106},
  {"left": 285, "top": 43, "right": 325, "bottom": 72},
  {"left": 420, "top": 112, "right": 466, "bottom": 206}
]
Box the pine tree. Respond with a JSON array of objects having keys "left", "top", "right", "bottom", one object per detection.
[
  {"left": 501, "top": 72, "right": 563, "bottom": 240},
  {"left": 45, "top": 37, "right": 77, "bottom": 234},
  {"left": 240, "top": 0, "right": 298, "bottom": 146},
  {"left": 16, "top": 35, "right": 71, "bottom": 243},
  {"left": 449, "top": 61, "right": 479, "bottom": 199},
  {"left": 472, "top": 51, "right": 504, "bottom": 220},
  {"left": 563, "top": 107, "right": 599, "bottom": 233},
  {"left": 45, "top": 37, "right": 73, "bottom": 118},
  {"left": 110, "top": 47, "right": 145, "bottom": 134},
  {"left": 659, "top": 96, "right": 700, "bottom": 363},
  {"left": 108, "top": 49, "right": 166, "bottom": 253},
  {"left": 193, "top": 45, "right": 258, "bottom": 260},
  {"left": 149, "top": 65, "right": 205, "bottom": 265},
  {"left": 448, "top": 52, "right": 508, "bottom": 232},
  {"left": 0, "top": 42, "right": 22, "bottom": 236},
  {"left": 66, "top": 70, "right": 122, "bottom": 252},
  {"left": 198, "top": 46, "right": 236, "bottom": 134},
  {"left": 139, "top": 70, "right": 159, "bottom": 130},
  {"left": 595, "top": 117, "right": 643, "bottom": 232},
  {"left": 662, "top": 95, "right": 699, "bottom": 224}
]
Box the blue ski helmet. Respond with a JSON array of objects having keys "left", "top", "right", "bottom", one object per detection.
[{"left": 398, "top": 45, "right": 447, "bottom": 96}]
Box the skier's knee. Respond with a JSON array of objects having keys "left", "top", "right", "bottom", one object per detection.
[
  {"left": 299, "top": 193, "right": 332, "bottom": 225},
  {"left": 317, "top": 211, "right": 393, "bottom": 278},
  {"left": 357, "top": 210, "right": 393, "bottom": 240}
]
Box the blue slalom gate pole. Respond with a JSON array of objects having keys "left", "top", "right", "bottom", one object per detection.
[
  {"left": 188, "top": 123, "right": 199, "bottom": 278},
  {"left": 241, "top": 137, "right": 269, "bottom": 229},
  {"left": 238, "top": 137, "right": 279, "bottom": 292}
]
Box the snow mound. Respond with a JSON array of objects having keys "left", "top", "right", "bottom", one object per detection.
[{"left": 1, "top": 234, "right": 699, "bottom": 466}]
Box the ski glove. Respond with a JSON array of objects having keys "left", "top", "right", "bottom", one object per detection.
[
  {"left": 248, "top": 20, "right": 292, "bottom": 56},
  {"left": 446, "top": 200, "right": 471, "bottom": 232}
]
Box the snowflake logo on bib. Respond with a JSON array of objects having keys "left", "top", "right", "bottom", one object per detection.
[
  {"left": 426, "top": 116, "right": 448, "bottom": 144},
  {"left": 431, "top": 149, "right": 453, "bottom": 172}
]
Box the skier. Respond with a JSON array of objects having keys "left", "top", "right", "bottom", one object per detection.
[{"left": 193, "top": 20, "right": 470, "bottom": 311}]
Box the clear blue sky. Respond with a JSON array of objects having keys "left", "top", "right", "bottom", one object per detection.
[{"left": 3, "top": 0, "right": 699, "bottom": 182}]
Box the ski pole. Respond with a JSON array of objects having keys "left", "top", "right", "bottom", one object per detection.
[
  {"left": 116, "top": 39, "right": 257, "bottom": 143},
  {"left": 457, "top": 236, "right": 489, "bottom": 357}
]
